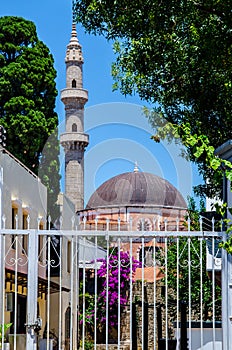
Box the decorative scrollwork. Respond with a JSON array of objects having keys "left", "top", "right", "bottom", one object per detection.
[
  {"left": 5, "top": 236, "right": 28, "bottom": 267},
  {"left": 178, "top": 238, "right": 200, "bottom": 269},
  {"left": 38, "top": 235, "right": 61, "bottom": 268}
]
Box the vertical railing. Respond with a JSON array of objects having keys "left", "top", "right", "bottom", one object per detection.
[
  {"left": 94, "top": 235, "right": 98, "bottom": 350},
  {"left": 26, "top": 227, "right": 38, "bottom": 350},
  {"left": 0, "top": 233, "right": 6, "bottom": 350},
  {"left": 153, "top": 236, "right": 157, "bottom": 350},
  {"left": 200, "top": 235, "right": 203, "bottom": 349},
  {"left": 0, "top": 166, "right": 5, "bottom": 349},
  {"left": 81, "top": 236, "right": 86, "bottom": 350},
  {"left": 0, "top": 166, "right": 3, "bottom": 339},
  {"left": 117, "top": 236, "right": 121, "bottom": 349},
  {"left": 58, "top": 233, "right": 63, "bottom": 350},
  {"left": 141, "top": 235, "right": 145, "bottom": 350},
  {"left": 221, "top": 231, "right": 229, "bottom": 350},
  {"left": 105, "top": 231, "right": 109, "bottom": 347},
  {"left": 57, "top": 218, "right": 63, "bottom": 350},
  {"left": 129, "top": 236, "right": 133, "bottom": 350},
  {"left": 176, "top": 233, "right": 180, "bottom": 350},
  {"left": 70, "top": 233, "right": 74, "bottom": 350}
]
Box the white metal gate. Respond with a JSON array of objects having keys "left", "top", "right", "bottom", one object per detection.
[{"left": 0, "top": 216, "right": 229, "bottom": 350}]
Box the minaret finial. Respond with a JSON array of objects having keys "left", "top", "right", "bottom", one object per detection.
[
  {"left": 134, "top": 161, "right": 139, "bottom": 173},
  {"left": 65, "top": 19, "right": 83, "bottom": 63},
  {"left": 72, "top": 0, "right": 76, "bottom": 23}
]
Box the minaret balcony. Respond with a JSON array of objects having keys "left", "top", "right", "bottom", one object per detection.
[
  {"left": 60, "top": 132, "right": 89, "bottom": 150},
  {"left": 61, "top": 88, "right": 88, "bottom": 104}
]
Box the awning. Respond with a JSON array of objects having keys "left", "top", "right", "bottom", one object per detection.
[{"left": 78, "top": 238, "right": 106, "bottom": 269}]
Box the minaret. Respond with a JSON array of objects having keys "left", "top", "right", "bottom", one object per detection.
[{"left": 60, "top": 23, "right": 89, "bottom": 212}]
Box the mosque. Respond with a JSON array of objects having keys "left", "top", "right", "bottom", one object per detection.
[{"left": 60, "top": 23, "right": 187, "bottom": 232}]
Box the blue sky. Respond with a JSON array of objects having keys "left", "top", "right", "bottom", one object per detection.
[{"left": 0, "top": 0, "right": 203, "bottom": 205}]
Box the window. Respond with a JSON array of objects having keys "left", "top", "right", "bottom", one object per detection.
[
  {"left": 137, "top": 218, "right": 151, "bottom": 231},
  {"left": 22, "top": 213, "right": 28, "bottom": 229},
  {"left": 139, "top": 246, "right": 161, "bottom": 267},
  {"left": 38, "top": 227, "right": 44, "bottom": 263},
  {"left": 12, "top": 207, "right": 18, "bottom": 229},
  {"left": 72, "top": 79, "right": 76, "bottom": 88},
  {"left": 12, "top": 207, "right": 18, "bottom": 249},
  {"left": 72, "top": 123, "right": 77, "bottom": 132},
  {"left": 22, "top": 213, "right": 28, "bottom": 253}
]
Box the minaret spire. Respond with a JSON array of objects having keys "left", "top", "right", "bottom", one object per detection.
[
  {"left": 72, "top": 0, "right": 76, "bottom": 23},
  {"left": 60, "top": 23, "right": 89, "bottom": 212},
  {"left": 134, "top": 161, "right": 139, "bottom": 173}
]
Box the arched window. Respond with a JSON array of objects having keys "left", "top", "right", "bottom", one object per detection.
[
  {"left": 72, "top": 123, "right": 77, "bottom": 132},
  {"left": 137, "top": 218, "right": 151, "bottom": 231},
  {"left": 139, "top": 246, "right": 160, "bottom": 267},
  {"left": 72, "top": 79, "right": 76, "bottom": 88}
]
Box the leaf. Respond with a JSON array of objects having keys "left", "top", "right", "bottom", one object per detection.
[
  {"left": 210, "top": 158, "right": 221, "bottom": 170},
  {"left": 193, "top": 146, "right": 204, "bottom": 158},
  {"left": 228, "top": 208, "right": 232, "bottom": 215},
  {"left": 225, "top": 170, "right": 232, "bottom": 182}
]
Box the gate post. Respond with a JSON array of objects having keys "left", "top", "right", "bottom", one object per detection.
[
  {"left": 221, "top": 232, "right": 232, "bottom": 350},
  {"left": 26, "top": 229, "right": 38, "bottom": 350},
  {"left": 215, "top": 140, "right": 232, "bottom": 350},
  {"left": 0, "top": 166, "right": 3, "bottom": 324}
]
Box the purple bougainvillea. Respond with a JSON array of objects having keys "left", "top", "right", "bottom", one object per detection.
[
  {"left": 79, "top": 249, "right": 141, "bottom": 333},
  {"left": 96, "top": 250, "right": 141, "bottom": 327}
]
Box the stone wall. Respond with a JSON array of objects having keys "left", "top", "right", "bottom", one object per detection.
[
  {"left": 132, "top": 281, "right": 164, "bottom": 349},
  {"left": 84, "top": 280, "right": 177, "bottom": 349}
]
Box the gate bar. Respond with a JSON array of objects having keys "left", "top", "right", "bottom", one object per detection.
[{"left": 26, "top": 230, "right": 38, "bottom": 350}]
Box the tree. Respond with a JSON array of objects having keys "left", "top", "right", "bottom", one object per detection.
[
  {"left": 0, "top": 16, "right": 60, "bottom": 221},
  {"left": 74, "top": 0, "right": 232, "bottom": 197},
  {"left": 0, "top": 16, "right": 58, "bottom": 171},
  {"left": 39, "top": 129, "right": 61, "bottom": 223}
]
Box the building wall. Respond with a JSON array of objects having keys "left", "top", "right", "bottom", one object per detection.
[
  {"left": 0, "top": 147, "right": 48, "bottom": 340},
  {"left": 0, "top": 148, "right": 47, "bottom": 229},
  {"left": 81, "top": 206, "right": 186, "bottom": 232}
]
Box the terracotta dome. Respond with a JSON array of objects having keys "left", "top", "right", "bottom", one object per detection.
[{"left": 86, "top": 171, "right": 186, "bottom": 210}]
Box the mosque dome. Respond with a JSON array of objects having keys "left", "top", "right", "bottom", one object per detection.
[{"left": 86, "top": 171, "right": 186, "bottom": 210}]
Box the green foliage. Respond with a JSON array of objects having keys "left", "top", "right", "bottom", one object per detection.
[
  {"left": 161, "top": 237, "right": 221, "bottom": 320},
  {"left": 79, "top": 287, "right": 95, "bottom": 329},
  {"left": 39, "top": 129, "right": 61, "bottom": 222},
  {"left": 176, "top": 123, "right": 232, "bottom": 199},
  {"left": 216, "top": 202, "right": 232, "bottom": 253},
  {"left": 0, "top": 16, "right": 58, "bottom": 172},
  {"left": 74, "top": 0, "right": 232, "bottom": 198},
  {"left": 158, "top": 198, "right": 221, "bottom": 320},
  {"left": 79, "top": 339, "right": 94, "bottom": 350},
  {"left": 184, "top": 195, "right": 205, "bottom": 231},
  {"left": 219, "top": 237, "right": 232, "bottom": 255},
  {"left": 0, "top": 16, "right": 60, "bottom": 222},
  {"left": 0, "top": 323, "right": 12, "bottom": 342}
]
